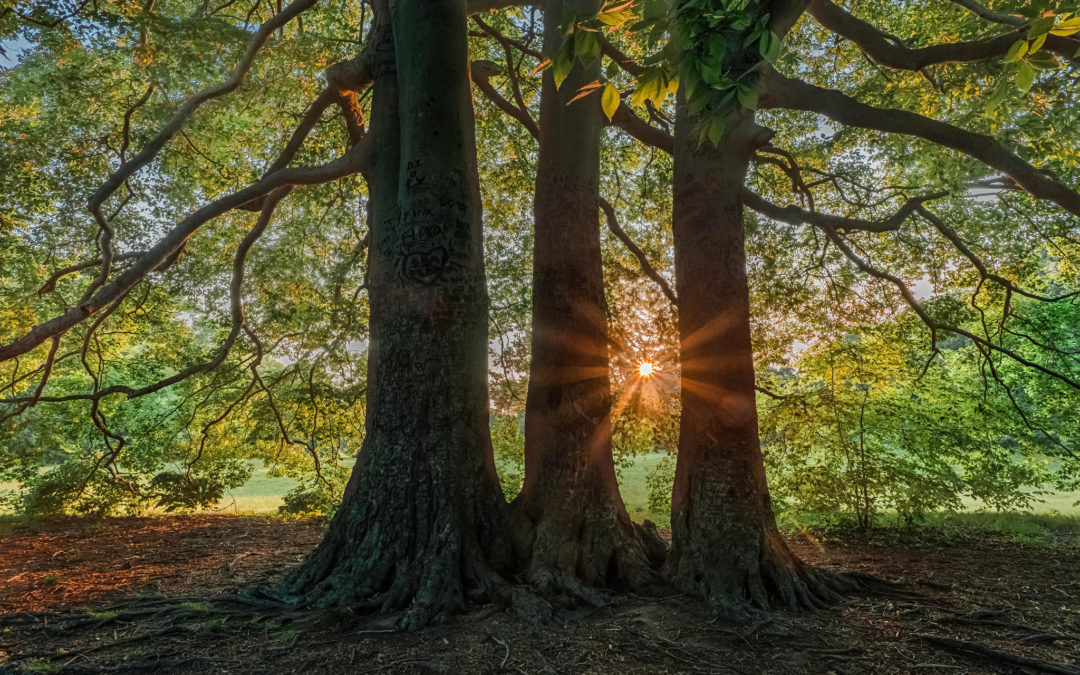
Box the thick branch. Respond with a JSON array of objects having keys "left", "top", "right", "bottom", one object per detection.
[
  {"left": 762, "top": 71, "right": 1080, "bottom": 217},
  {"left": 809, "top": 0, "right": 1080, "bottom": 69},
  {"left": 609, "top": 104, "right": 674, "bottom": 154}
]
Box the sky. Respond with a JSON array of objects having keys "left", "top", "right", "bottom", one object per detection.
[{"left": 0, "top": 36, "right": 31, "bottom": 69}]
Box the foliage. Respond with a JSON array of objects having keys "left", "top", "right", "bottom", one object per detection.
[{"left": 1, "top": 0, "right": 1078, "bottom": 526}]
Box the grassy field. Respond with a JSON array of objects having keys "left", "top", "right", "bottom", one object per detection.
[
  {"left": 5, "top": 453, "right": 1078, "bottom": 530},
  {"left": 218, "top": 453, "right": 1079, "bottom": 525}
]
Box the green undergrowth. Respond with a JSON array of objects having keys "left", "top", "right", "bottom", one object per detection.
[{"left": 779, "top": 509, "right": 1080, "bottom": 548}]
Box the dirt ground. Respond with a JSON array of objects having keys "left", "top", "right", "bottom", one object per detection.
[{"left": 1, "top": 515, "right": 1078, "bottom": 674}]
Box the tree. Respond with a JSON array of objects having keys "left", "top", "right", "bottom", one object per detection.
[
  {"left": 2, "top": 0, "right": 1080, "bottom": 628},
  {"left": 277, "top": 0, "right": 530, "bottom": 628},
  {"left": 516, "top": 0, "right": 663, "bottom": 597}
]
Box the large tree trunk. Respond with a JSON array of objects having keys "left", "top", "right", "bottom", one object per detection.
[
  {"left": 665, "top": 103, "right": 850, "bottom": 619},
  {"left": 515, "top": 0, "right": 664, "bottom": 597},
  {"left": 283, "top": 2, "right": 520, "bottom": 629}
]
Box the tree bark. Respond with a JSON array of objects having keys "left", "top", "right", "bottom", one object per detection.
[
  {"left": 665, "top": 103, "right": 851, "bottom": 618},
  {"left": 282, "top": 2, "right": 521, "bottom": 629},
  {"left": 516, "top": 0, "right": 664, "bottom": 598}
]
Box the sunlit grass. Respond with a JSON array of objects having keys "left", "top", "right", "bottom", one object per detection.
[{"left": 4, "top": 455, "right": 1078, "bottom": 527}]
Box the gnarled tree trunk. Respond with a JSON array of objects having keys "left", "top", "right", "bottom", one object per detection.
[
  {"left": 283, "top": 2, "right": 520, "bottom": 629},
  {"left": 516, "top": 0, "right": 664, "bottom": 597},
  {"left": 665, "top": 103, "right": 851, "bottom": 618}
]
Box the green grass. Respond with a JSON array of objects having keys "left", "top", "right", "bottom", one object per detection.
[
  {"left": 215, "top": 465, "right": 301, "bottom": 515},
  {"left": 617, "top": 452, "right": 670, "bottom": 526},
  {"left": 5, "top": 454, "right": 1078, "bottom": 527}
]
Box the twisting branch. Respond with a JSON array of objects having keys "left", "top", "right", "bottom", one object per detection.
[
  {"left": 762, "top": 71, "right": 1080, "bottom": 217},
  {"left": 2, "top": 186, "right": 294, "bottom": 407},
  {"left": 943, "top": 0, "right": 1025, "bottom": 27},
  {"left": 599, "top": 198, "right": 678, "bottom": 306},
  {"left": 0, "top": 143, "right": 366, "bottom": 364},
  {"left": 745, "top": 192, "right": 1080, "bottom": 390},
  {"left": 81, "top": 0, "right": 320, "bottom": 301},
  {"left": 473, "top": 16, "right": 538, "bottom": 136},
  {"left": 916, "top": 206, "right": 1080, "bottom": 304},
  {"left": 742, "top": 189, "right": 947, "bottom": 233},
  {"left": 244, "top": 325, "right": 335, "bottom": 493},
  {"left": 471, "top": 15, "right": 542, "bottom": 60},
  {"left": 37, "top": 252, "right": 145, "bottom": 295},
  {"left": 471, "top": 60, "right": 540, "bottom": 139},
  {"left": 477, "top": 27, "right": 674, "bottom": 152},
  {"left": 809, "top": 0, "right": 1080, "bottom": 69}
]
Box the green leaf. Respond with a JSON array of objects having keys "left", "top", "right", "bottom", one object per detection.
[
  {"left": 553, "top": 43, "right": 574, "bottom": 89},
  {"left": 601, "top": 83, "right": 620, "bottom": 121},
  {"left": 736, "top": 83, "right": 757, "bottom": 110},
  {"left": 1027, "top": 16, "right": 1055, "bottom": 39},
  {"left": 759, "top": 30, "right": 781, "bottom": 64},
  {"left": 984, "top": 84, "right": 1007, "bottom": 112},
  {"left": 597, "top": 0, "right": 636, "bottom": 26},
  {"left": 643, "top": 0, "right": 666, "bottom": 20},
  {"left": 1029, "top": 32, "right": 1047, "bottom": 54},
  {"left": 1016, "top": 61, "right": 1036, "bottom": 91},
  {"left": 1004, "top": 39, "right": 1028, "bottom": 63},
  {"left": 575, "top": 29, "right": 600, "bottom": 65},
  {"left": 706, "top": 115, "right": 725, "bottom": 145},
  {"left": 561, "top": 6, "right": 579, "bottom": 35}
]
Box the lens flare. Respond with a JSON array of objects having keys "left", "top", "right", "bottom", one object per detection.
[{"left": 637, "top": 361, "right": 656, "bottom": 378}]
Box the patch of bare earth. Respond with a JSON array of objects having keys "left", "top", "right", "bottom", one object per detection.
[{"left": 1, "top": 515, "right": 1078, "bottom": 673}]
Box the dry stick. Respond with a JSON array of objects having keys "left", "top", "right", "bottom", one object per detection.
[
  {"left": 762, "top": 71, "right": 1080, "bottom": 217},
  {"left": 81, "top": 0, "right": 320, "bottom": 302}
]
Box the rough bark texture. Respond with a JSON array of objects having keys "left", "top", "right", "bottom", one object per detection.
[
  {"left": 282, "top": 4, "right": 521, "bottom": 629},
  {"left": 516, "top": 0, "right": 665, "bottom": 598},
  {"left": 666, "top": 104, "right": 851, "bottom": 619}
]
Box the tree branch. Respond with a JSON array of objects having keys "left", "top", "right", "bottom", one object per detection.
[
  {"left": 0, "top": 145, "right": 365, "bottom": 364},
  {"left": 746, "top": 192, "right": 1080, "bottom": 390},
  {"left": 761, "top": 71, "right": 1080, "bottom": 217},
  {"left": 600, "top": 197, "right": 678, "bottom": 306},
  {"left": 82, "top": 0, "right": 320, "bottom": 301},
  {"left": 809, "top": 0, "right": 1080, "bottom": 69}
]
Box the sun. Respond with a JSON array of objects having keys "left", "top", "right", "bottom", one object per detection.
[{"left": 637, "top": 361, "right": 656, "bottom": 378}]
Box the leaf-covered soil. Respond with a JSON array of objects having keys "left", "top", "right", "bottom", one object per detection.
[{"left": 1, "top": 514, "right": 1078, "bottom": 673}]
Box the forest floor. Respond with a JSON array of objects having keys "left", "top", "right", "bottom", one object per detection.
[{"left": 1, "top": 515, "right": 1078, "bottom": 674}]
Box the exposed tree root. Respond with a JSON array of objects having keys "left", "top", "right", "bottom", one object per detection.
[
  {"left": 260, "top": 457, "right": 531, "bottom": 632},
  {"left": 666, "top": 523, "right": 857, "bottom": 621},
  {"left": 520, "top": 504, "right": 667, "bottom": 607},
  {"left": 916, "top": 634, "right": 1080, "bottom": 675}
]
